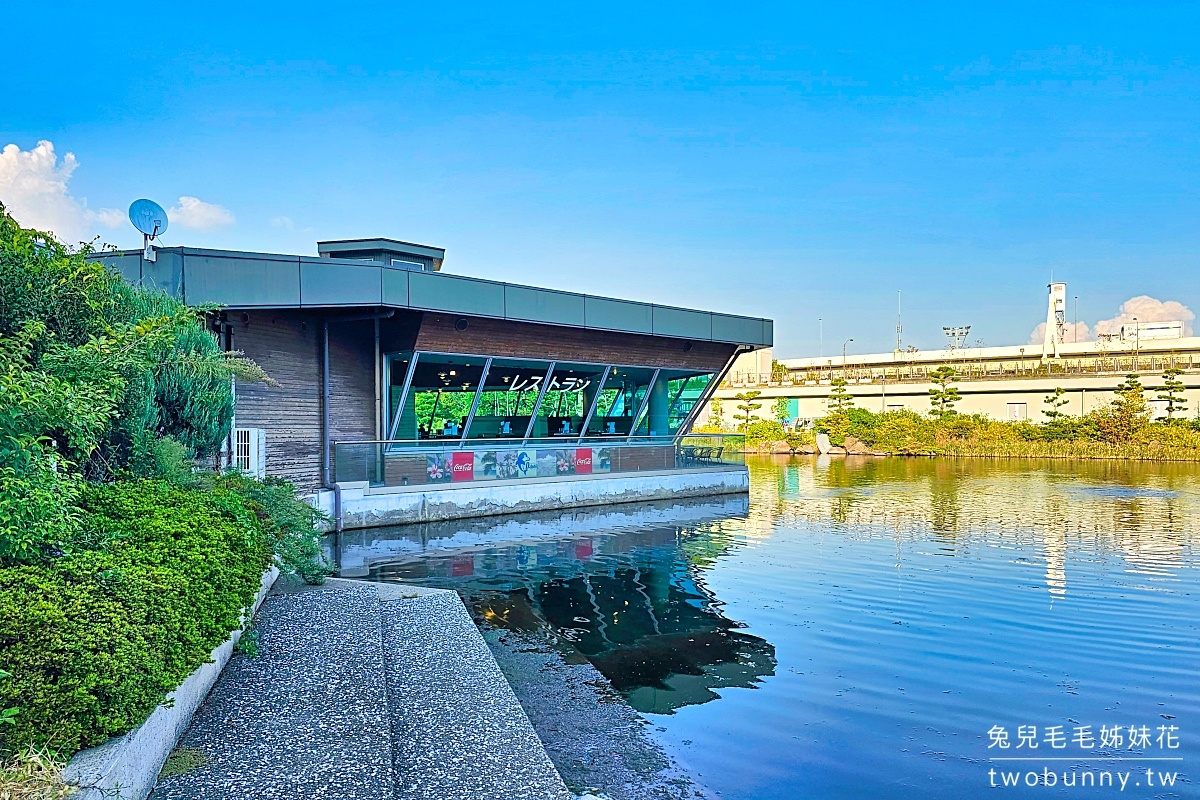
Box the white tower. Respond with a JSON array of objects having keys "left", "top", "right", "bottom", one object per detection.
[{"left": 1042, "top": 282, "right": 1067, "bottom": 360}]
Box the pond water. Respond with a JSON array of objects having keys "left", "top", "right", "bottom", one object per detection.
[{"left": 345, "top": 456, "right": 1200, "bottom": 799}]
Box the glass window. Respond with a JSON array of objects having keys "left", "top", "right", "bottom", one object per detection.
[
  {"left": 586, "top": 366, "right": 657, "bottom": 437},
  {"left": 659, "top": 371, "right": 715, "bottom": 435},
  {"left": 407, "top": 354, "right": 488, "bottom": 439},
  {"left": 464, "top": 358, "right": 550, "bottom": 440},
  {"left": 530, "top": 362, "right": 609, "bottom": 439},
  {"left": 386, "top": 352, "right": 417, "bottom": 440}
]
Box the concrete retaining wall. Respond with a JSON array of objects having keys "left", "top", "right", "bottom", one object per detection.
[
  {"left": 316, "top": 466, "right": 748, "bottom": 529},
  {"left": 62, "top": 568, "right": 279, "bottom": 800}
]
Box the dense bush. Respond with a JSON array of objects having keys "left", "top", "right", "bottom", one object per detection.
[
  {"left": 0, "top": 481, "right": 272, "bottom": 754},
  {"left": 0, "top": 204, "right": 270, "bottom": 564},
  {"left": 808, "top": 404, "right": 1200, "bottom": 459}
]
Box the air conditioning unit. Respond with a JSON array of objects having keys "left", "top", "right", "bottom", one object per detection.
[{"left": 234, "top": 428, "right": 266, "bottom": 478}]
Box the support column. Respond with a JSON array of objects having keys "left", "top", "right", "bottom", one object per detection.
[{"left": 646, "top": 373, "right": 668, "bottom": 438}]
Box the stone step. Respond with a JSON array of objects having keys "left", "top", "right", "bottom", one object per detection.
[
  {"left": 151, "top": 579, "right": 393, "bottom": 799},
  {"left": 378, "top": 585, "right": 571, "bottom": 800},
  {"left": 150, "top": 578, "right": 570, "bottom": 800}
]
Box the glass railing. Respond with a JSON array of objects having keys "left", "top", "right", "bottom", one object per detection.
[{"left": 333, "top": 434, "right": 745, "bottom": 487}]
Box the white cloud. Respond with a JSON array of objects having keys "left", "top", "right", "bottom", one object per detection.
[
  {"left": 168, "top": 196, "right": 235, "bottom": 230},
  {"left": 270, "top": 215, "right": 295, "bottom": 230},
  {"left": 1093, "top": 295, "right": 1194, "bottom": 337},
  {"left": 0, "top": 140, "right": 122, "bottom": 243},
  {"left": 1028, "top": 320, "right": 1092, "bottom": 346},
  {"left": 1028, "top": 295, "right": 1194, "bottom": 344}
]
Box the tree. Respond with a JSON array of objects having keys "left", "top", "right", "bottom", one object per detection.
[
  {"left": 733, "top": 390, "right": 763, "bottom": 431},
  {"left": 1094, "top": 373, "right": 1150, "bottom": 443},
  {"left": 1158, "top": 367, "right": 1188, "bottom": 421},
  {"left": 771, "top": 360, "right": 789, "bottom": 382},
  {"left": 827, "top": 377, "right": 854, "bottom": 412},
  {"left": 773, "top": 397, "right": 790, "bottom": 425},
  {"left": 1043, "top": 387, "right": 1069, "bottom": 420},
  {"left": 928, "top": 365, "right": 960, "bottom": 419},
  {"left": 706, "top": 398, "right": 724, "bottom": 430}
]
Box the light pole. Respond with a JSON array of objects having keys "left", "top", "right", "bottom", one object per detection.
[
  {"left": 843, "top": 338, "right": 854, "bottom": 380},
  {"left": 1132, "top": 316, "right": 1139, "bottom": 371},
  {"left": 1073, "top": 296, "right": 1079, "bottom": 343},
  {"left": 819, "top": 318, "right": 824, "bottom": 358}
]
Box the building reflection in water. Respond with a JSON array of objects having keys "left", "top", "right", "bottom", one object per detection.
[{"left": 342, "top": 497, "right": 777, "bottom": 715}]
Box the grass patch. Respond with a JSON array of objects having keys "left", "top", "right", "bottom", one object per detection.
[
  {"left": 158, "top": 746, "right": 207, "bottom": 779},
  {"left": 0, "top": 745, "right": 72, "bottom": 799}
]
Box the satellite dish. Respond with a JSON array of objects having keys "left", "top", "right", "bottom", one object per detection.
[{"left": 128, "top": 199, "right": 168, "bottom": 240}]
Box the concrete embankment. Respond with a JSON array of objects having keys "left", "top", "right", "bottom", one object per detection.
[
  {"left": 151, "top": 578, "right": 570, "bottom": 800},
  {"left": 317, "top": 467, "right": 748, "bottom": 529}
]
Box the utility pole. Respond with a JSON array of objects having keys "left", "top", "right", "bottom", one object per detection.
[
  {"left": 896, "top": 290, "right": 902, "bottom": 351},
  {"left": 819, "top": 318, "right": 824, "bottom": 358}
]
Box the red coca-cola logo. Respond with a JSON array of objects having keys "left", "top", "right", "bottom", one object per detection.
[
  {"left": 450, "top": 452, "right": 474, "bottom": 481},
  {"left": 575, "top": 448, "right": 593, "bottom": 475}
]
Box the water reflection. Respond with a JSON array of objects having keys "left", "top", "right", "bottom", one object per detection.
[
  {"left": 746, "top": 456, "right": 1198, "bottom": 596},
  {"left": 344, "top": 458, "right": 1200, "bottom": 800},
  {"left": 343, "top": 497, "right": 776, "bottom": 714}
]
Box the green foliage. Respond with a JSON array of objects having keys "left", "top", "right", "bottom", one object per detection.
[
  {"left": 772, "top": 397, "right": 790, "bottom": 424},
  {"left": 233, "top": 629, "right": 259, "bottom": 658},
  {"left": 1043, "top": 387, "right": 1069, "bottom": 419},
  {"left": 733, "top": 390, "right": 763, "bottom": 431},
  {"left": 826, "top": 377, "right": 854, "bottom": 412},
  {"left": 705, "top": 398, "right": 724, "bottom": 430},
  {"left": 1158, "top": 367, "right": 1187, "bottom": 420},
  {"left": 1093, "top": 373, "right": 1150, "bottom": 444},
  {"left": 0, "top": 481, "right": 272, "bottom": 754},
  {"left": 928, "top": 365, "right": 960, "bottom": 419},
  {"left": 214, "top": 472, "right": 331, "bottom": 584}
]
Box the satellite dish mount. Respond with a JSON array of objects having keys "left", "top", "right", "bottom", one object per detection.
[{"left": 128, "top": 199, "right": 169, "bottom": 263}]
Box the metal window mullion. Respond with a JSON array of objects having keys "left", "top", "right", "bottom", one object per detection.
[
  {"left": 460, "top": 358, "right": 492, "bottom": 446},
  {"left": 576, "top": 366, "right": 612, "bottom": 444},
  {"left": 665, "top": 376, "right": 689, "bottom": 417},
  {"left": 676, "top": 347, "right": 744, "bottom": 443},
  {"left": 523, "top": 361, "right": 557, "bottom": 443},
  {"left": 626, "top": 368, "right": 660, "bottom": 442},
  {"left": 386, "top": 352, "right": 421, "bottom": 442}
]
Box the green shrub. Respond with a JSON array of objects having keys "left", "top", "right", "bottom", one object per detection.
[
  {"left": 214, "top": 473, "right": 331, "bottom": 584},
  {"left": 0, "top": 480, "right": 272, "bottom": 754}
]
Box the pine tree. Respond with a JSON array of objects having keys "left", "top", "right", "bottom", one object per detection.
[
  {"left": 1043, "top": 387, "right": 1069, "bottom": 419},
  {"left": 827, "top": 377, "right": 855, "bottom": 412},
  {"left": 733, "top": 390, "right": 764, "bottom": 431},
  {"left": 1158, "top": 367, "right": 1188, "bottom": 421},
  {"left": 1095, "top": 373, "right": 1150, "bottom": 443},
  {"left": 928, "top": 365, "right": 960, "bottom": 419}
]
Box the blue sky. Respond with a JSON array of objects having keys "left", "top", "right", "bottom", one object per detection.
[{"left": 3, "top": 2, "right": 1199, "bottom": 355}]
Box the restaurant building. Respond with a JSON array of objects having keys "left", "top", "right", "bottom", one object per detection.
[{"left": 93, "top": 238, "right": 772, "bottom": 528}]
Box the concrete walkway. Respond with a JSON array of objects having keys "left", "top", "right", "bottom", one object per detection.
[{"left": 151, "top": 578, "right": 570, "bottom": 800}]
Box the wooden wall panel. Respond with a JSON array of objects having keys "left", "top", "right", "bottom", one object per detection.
[
  {"left": 231, "top": 311, "right": 322, "bottom": 490},
  {"left": 231, "top": 311, "right": 377, "bottom": 492},
  {"left": 415, "top": 314, "right": 736, "bottom": 371}
]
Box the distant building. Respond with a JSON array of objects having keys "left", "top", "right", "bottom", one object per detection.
[{"left": 705, "top": 283, "right": 1197, "bottom": 426}]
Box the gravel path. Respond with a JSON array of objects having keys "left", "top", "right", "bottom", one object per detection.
[
  {"left": 151, "top": 579, "right": 393, "bottom": 800},
  {"left": 150, "top": 577, "right": 570, "bottom": 800}
]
